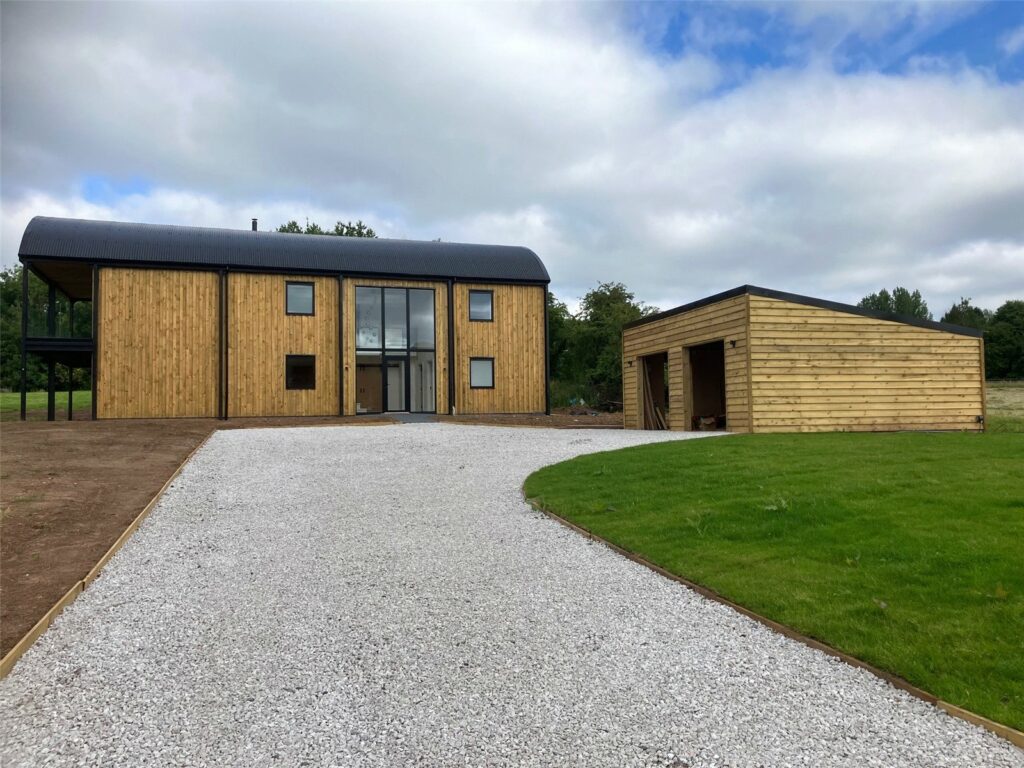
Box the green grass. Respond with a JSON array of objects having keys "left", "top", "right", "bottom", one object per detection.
[
  {"left": 0, "top": 390, "right": 92, "bottom": 417},
  {"left": 524, "top": 432, "right": 1024, "bottom": 730},
  {"left": 987, "top": 381, "right": 1024, "bottom": 432}
]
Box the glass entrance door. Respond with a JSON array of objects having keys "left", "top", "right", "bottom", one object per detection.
[
  {"left": 384, "top": 357, "right": 407, "bottom": 412},
  {"left": 355, "top": 286, "right": 436, "bottom": 413}
]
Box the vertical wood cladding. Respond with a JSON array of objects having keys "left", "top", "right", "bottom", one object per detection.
[
  {"left": 621, "top": 295, "right": 750, "bottom": 432},
  {"left": 97, "top": 268, "right": 219, "bottom": 418},
  {"left": 747, "top": 296, "right": 985, "bottom": 432},
  {"left": 453, "top": 283, "right": 546, "bottom": 414},
  {"left": 341, "top": 278, "right": 449, "bottom": 416},
  {"left": 228, "top": 273, "right": 339, "bottom": 417}
]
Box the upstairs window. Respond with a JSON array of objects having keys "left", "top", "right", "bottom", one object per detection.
[
  {"left": 286, "top": 282, "right": 315, "bottom": 315},
  {"left": 468, "top": 290, "right": 493, "bottom": 322},
  {"left": 285, "top": 355, "right": 316, "bottom": 390}
]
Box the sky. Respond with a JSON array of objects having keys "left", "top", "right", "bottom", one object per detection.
[{"left": 2, "top": 1, "right": 1023, "bottom": 316}]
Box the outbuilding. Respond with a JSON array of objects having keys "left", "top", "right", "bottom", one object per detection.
[
  {"left": 18, "top": 216, "right": 550, "bottom": 420},
  {"left": 622, "top": 285, "right": 985, "bottom": 433}
]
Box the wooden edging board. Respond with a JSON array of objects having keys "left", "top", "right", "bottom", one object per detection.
[
  {"left": 0, "top": 431, "right": 215, "bottom": 679},
  {"left": 525, "top": 497, "right": 1024, "bottom": 751}
]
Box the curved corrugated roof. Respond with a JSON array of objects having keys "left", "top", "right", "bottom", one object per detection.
[{"left": 18, "top": 216, "right": 549, "bottom": 283}]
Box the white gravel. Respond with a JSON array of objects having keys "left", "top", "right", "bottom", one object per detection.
[{"left": 1, "top": 423, "right": 1020, "bottom": 767}]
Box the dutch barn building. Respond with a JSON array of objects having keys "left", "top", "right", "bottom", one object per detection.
[
  {"left": 623, "top": 285, "right": 986, "bottom": 433},
  {"left": 17, "top": 217, "right": 550, "bottom": 420}
]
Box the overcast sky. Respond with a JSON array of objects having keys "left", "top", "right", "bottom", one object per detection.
[{"left": 2, "top": 1, "right": 1023, "bottom": 314}]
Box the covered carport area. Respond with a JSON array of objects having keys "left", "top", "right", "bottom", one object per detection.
[{"left": 18, "top": 257, "right": 95, "bottom": 420}]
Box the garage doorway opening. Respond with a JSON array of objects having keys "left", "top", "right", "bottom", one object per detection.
[
  {"left": 640, "top": 352, "right": 669, "bottom": 430},
  {"left": 688, "top": 340, "right": 726, "bottom": 430}
]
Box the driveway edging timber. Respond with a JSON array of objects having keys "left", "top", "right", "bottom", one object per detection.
[{"left": 0, "top": 430, "right": 215, "bottom": 679}]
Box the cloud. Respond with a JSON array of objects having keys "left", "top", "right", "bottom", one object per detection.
[
  {"left": 1, "top": 1, "right": 1022, "bottom": 316},
  {"left": 1001, "top": 24, "right": 1024, "bottom": 58}
]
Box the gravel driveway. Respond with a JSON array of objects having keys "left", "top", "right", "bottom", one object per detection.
[{"left": 1, "top": 424, "right": 1020, "bottom": 767}]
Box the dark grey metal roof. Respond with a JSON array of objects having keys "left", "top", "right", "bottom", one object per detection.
[
  {"left": 623, "top": 285, "right": 984, "bottom": 338},
  {"left": 18, "top": 216, "right": 549, "bottom": 283}
]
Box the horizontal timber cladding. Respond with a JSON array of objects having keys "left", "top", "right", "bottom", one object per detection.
[
  {"left": 453, "top": 283, "right": 546, "bottom": 414},
  {"left": 228, "top": 273, "right": 339, "bottom": 417},
  {"left": 342, "top": 277, "right": 449, "bottom": 416},
  {"left": 622, "top": 294, "right": 751, "bottom": 432},
  {"left": 97, "top": 268, "right": 219, "bottom": 418},
  {"left": 747, "top": 296, "right": 985, "bottom": 433}
]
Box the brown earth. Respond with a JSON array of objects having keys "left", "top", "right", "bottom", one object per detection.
[
  {"left": 0, "top": 408, "right": 620, "bottom": 656},
  {"left": 0, "top": 414, "right": 393, "bottom": 655}
]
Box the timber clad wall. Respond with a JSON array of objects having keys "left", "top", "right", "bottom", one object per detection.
[
  {"left": 341, "top": 277, "right": 449, "bottom": 416},
  {"left": 453, "top": 283, "right": 546, "bottom": 414},
  {"left": 622, "top": 289, "right": 985, "bottom": 434},
  {"left": 622, "top": 295, "right": 750, "bottom": 432},
  {"left": 748, "top": 296, "right": 984, "bottom": 432},
  {"left": 97, "top": 268, "right": 219, "bottom": 418},
  {"left": 95, "top": 270, "right": 545, "bottom": 419},
  {"left": 228, "top": 273, "right": 339, "bottom": 417}
]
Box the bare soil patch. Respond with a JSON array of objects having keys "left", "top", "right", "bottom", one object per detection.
[{"left": 0, "top": 414, "right": 392, "bottom": 655}]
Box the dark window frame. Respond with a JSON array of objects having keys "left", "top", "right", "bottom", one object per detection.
[
  {"left": 285, "top": 354, "right": 317, "bottom": 390},
  {"left": 285, "top": 281, "right": 315, "bottom": 316},
  {"left": 469, "top": 356, "right": 495, "bottom": 389},
  {"left": 468, "top": 289, "right": 494, "bottom": 322},
  {"left": 355, "top": 285, "right": 438, "bottom": 414}
]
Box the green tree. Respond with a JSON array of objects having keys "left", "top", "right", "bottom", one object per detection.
[
  {"left": 277, "top": 219, "right": 377, "bottom": 238},
  {"left": 0, "top": 265, "right": 92, "bottom": 391},
  {"left": 941, "top": 297, "right": 990, "bottom": 331},
  {"left": 985, "top": 300, "right": 1024, "bottom": 379},
  {"left": 858, "top": 286, "right": 932, "bottom": 320},
  {"left": 566, "top": 282, "right": 657, "bottom": 405},
  {"left": 546, "top": 292, "right": 575, "bottom": 383}
]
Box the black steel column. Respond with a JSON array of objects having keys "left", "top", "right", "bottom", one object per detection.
[
  {"left": 218, "top": 270, "right": 225, "bottom": 419},
  {"left": 91, "top": 265, "right": 99, "bottom": 420},
  {"left": 337, "top": 275, "right": 344, "bottom": 416},
  {"left": 67, "top": 366, "right": 74, "bottom": 420},
  {"left": 20, "top": 263, "right": 28, "bottom": 420},
  {"left": 67, "top": 300, "right": 75, "bottom": 421},
  {"left": 221, "top": 269, "right": 229, "bottom": 420},
  {"left": 46, "top": 281, "right": 56, "bottom": 421}
]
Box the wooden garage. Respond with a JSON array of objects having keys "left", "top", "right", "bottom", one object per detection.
[
  {"left": 622, "top": 285, "right": 986, "bottom": 433},
  {"left": 17, "top": 216, "right": 550, "bottom": 420}
]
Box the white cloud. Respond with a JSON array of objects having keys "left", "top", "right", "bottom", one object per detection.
[
  {"left": 1, "top": 1, "right": 1022, "bottom": 316},
  {"left": 1001, "top": 24, "right": 1024, "bottom": 58}
]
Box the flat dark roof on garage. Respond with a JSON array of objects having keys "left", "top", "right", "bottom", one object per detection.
[
  {"left": 18, "top": 216, "right": 550, "bottom": 286},
  {"left": 622, "top": 285, "right": 984, "bottom": 338}
]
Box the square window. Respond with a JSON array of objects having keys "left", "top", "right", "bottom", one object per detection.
[
  {"left": 286, "top": 355, "right": 316, "bottom": 390},
  {"left": 286, "top": 282, "right": 315, "bottom": 315},
  {"left": 468, "top": 290, "right": 493, "bottom": 322},
  {"left": 469, "top": 357, "right": 494, "bottom": 389}
]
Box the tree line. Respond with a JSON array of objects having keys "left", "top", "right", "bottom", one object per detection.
[{"left": 1, "top": 227, "right": 1021, "bottom": 396}]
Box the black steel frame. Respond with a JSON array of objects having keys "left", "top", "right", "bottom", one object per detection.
[
  {"left": 285, "top": 354, "right": 316, "bottom": 390},
  {"left": 353, "top": 285, "right": 438, "bottom": 414},
  {"left": 467, "top": 289, "right": 494, "bottom": 322},
  {"left": 469, "top": 356, "right": 495, "bottom": 389},
  {"left": 285, "top": 280, "right": 315, "bottom": 316}
]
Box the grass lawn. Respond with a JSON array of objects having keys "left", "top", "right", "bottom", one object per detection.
[
  {"left": 988, "top": 381, "right": 1024, "bottom": 432},
  {"left": 0, "top": 390, "right": 92, "bottom": 419},
  {"left": 524, "top": 432, "right": 1024, "bottom": 730}
]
